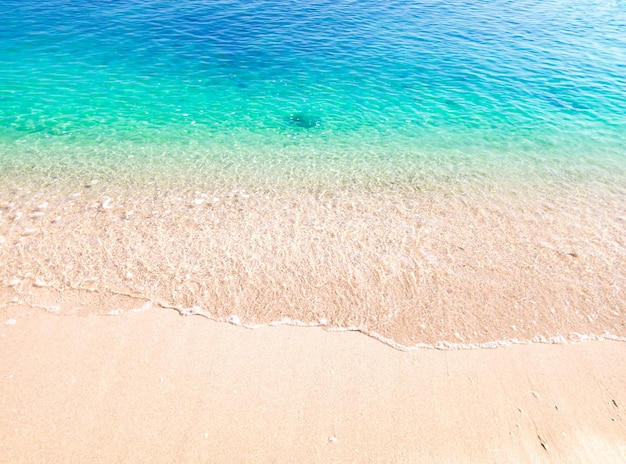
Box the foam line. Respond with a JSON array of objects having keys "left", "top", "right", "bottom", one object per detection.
[{"left": 159, "top": 302, "right": 626, "bottom": 352}]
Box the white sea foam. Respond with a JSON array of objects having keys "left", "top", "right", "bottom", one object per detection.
[{"left": 153, "top": 302, "right": 626, "bottom": 351}]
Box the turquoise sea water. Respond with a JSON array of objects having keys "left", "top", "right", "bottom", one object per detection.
[{"left": 1, "top": 0, "right": 625, "bottom": 184}]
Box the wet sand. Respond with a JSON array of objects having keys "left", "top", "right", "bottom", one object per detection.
[
  {"left": 1, "top": 176, "right": 625, "bottom": 346},
  {"left": 1, "top": 308, "right": 626, "bottom": 463}
]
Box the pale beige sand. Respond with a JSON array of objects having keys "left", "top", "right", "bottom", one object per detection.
[{"left": 1, "top": 308, "right": 625, "bottom": 463}]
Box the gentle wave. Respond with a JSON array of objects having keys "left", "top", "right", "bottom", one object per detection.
[
  {"left": 161, "top": 303, "right": 626, "bottom": 351},
  {"left": 1, "top": 179, "right": 624, "bottom": 348},
  {"left": 1, "top": 0, "right": 625, "bottom": 349}
]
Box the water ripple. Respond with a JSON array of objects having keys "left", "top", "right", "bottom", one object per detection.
[{"left": 0, "top": 0, "right": 624, "bottom": 172}]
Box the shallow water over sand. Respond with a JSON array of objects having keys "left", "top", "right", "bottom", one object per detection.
[{"left": 1, "top": 170, "right": 624, "bottom": 348}]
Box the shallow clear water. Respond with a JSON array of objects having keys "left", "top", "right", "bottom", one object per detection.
[{"left": 1, "top": 0, "right": 625, "bottom": 182}]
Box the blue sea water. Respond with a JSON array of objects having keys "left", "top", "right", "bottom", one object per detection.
[{"left": 1, "top": 0, "right": 625, "bottom": 184}]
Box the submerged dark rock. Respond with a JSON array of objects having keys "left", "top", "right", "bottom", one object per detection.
[{"left": 287, "top": 112, "right": 321, "bottom": 128}]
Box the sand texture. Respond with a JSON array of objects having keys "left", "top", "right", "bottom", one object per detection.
[
  {"left": 1, "top": 178, "right": 625, "bottom": 347},
  {"left": 1, "top": 308, "right": 625, "bottom": 463}
]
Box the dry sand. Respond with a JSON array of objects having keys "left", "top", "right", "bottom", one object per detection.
[{"left": 1, "top": 307, "right": 625, "bottom": 463}]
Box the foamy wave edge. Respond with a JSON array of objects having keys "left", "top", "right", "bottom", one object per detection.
[
  {"left": 8, "top": 297, "right": 626, "bottom": 351},
  {"left": 148, "top": 302, "right": 626, "bottom": 351}
]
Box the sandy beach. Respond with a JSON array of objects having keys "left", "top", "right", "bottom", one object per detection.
[
  {"left": 1, "top": 307, "right": 625, "bottom": 463},
  {"left": 2, "top": 179, "right": 625, "bottom": 462},
  {"left": 2, "top": 0, "right": 626, "bottom": 461}
]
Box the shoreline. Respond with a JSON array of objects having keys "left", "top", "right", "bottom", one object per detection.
[
  {"left": 2, "top": 156, "right": 625, "bottom": 463},
  {"left": 2, "top": 177, "right": 625, "bottom": 346},
  {"left": 2, "top": 309, "right": 626, "bottom": 463},
  {"left": 5, "top": 298, "right": 626, "bottom": 353}
]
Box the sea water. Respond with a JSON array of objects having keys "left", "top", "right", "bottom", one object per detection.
[{"left": 1, "top": 0, "right": 625, "bottom": 348}]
